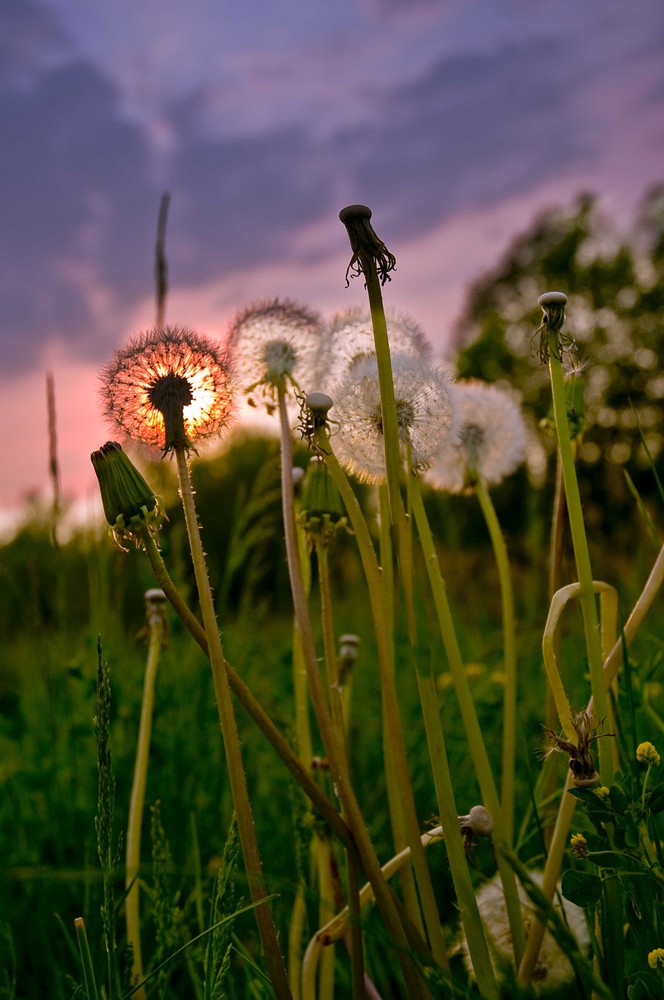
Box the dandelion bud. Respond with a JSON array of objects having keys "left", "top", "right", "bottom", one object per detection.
[
  {"left": 91, "top": 442, "right": 160, "bottom": 541},
  {"left": 339, "top": 204, "right": 397, "bottom": 287},
  {"left": 338, "top": 634, "right": 360, "bottom": 686},
  {"left": 298, "top": 457, "right": 346, "bottom": 542},
  {"left": 459, "top": 805, "right": 493, "bottom": 845}
]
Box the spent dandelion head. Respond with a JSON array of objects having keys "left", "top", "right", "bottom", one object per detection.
[
  {"left": 101, "top": 326, "right": 234, "bottom": 455},
  {"left": 533, "top": 290, "right": 577, "bottom": 364},
  {"left": 227, "top": 298, "right": 323, "bottom": 408},
  {"left": 332, "top": 353, "right": 457, "bottom": 483},
  {"left": 339, "top": 204, "right": 396, "bottom": 287},
  {"left": 427, "top": 380, "right": 527, "bottom": 494}
]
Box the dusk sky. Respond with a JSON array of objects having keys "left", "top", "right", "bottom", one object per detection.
[{"left": 2, "top": 0, "right": 663, "bottom": 527}]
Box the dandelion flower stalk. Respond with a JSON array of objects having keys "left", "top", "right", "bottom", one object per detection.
[
  {"left": 277, "top": 385, "right": 427, "bottom": 999},
  {"left": 310, "top": 411, "right": 452, "bottom": 975},
  {"left": 538, "top": 293, "right": 610, "bottom": 782},
  {"left": 100, "top": 329, "right": 291, "bottom": 998},
  {"left": 125, "top": 589, "right": 168, "bottom": 998},
  {"left": 474, "top": 478, "right": 518, "bottom": 846},
  {"left": 408, "top": 470, "right": 526, "bottom": 965},
  {"left": 338, "top": 205, "right": 403, "bottom": 528}
]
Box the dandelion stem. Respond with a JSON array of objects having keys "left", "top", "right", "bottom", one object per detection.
[
  {"left": 315, "top": 428, "right": 450, "bottom": 970},
  {"left": 125, "top": 597, "right": 165, "bottom": 997},
  {"left": 173, "top": 445, "right": 292, "bottom": 1000},
  {"left": 408, "top": 472, "right": 526, "bottom": 966},
  {"left": 278, "top": 387, "right": 427, "bottom": 999},
  {"left": 547, "top": 333, "right": 611, "bottom": 782},
  {"left": 475, "top": 477, "right": 518, "bottom": 848}
]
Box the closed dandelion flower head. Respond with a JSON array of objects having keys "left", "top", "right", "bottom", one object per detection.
[
  {"left": 332, "top": 353, "right": 457, "bottom": 484},
  {"left": 320, "top": 307, "right": 431, "bottom": 387},
  {"left": 227, "top": 298, "right": 323, "bottom": 403},
  {"left": 101, "top": 326, "right": 234, "bottom": 454},
  {"left": 428, "top": 379, "right": 527, "bottom": 493}
]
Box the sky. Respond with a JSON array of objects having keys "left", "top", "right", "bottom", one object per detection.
[{"left": 1, "top": 0, "right": 663, "bottom": 527}]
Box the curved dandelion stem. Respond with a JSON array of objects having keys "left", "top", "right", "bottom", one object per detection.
[
  {"left": 173, "top": 445, "right": 293, "bottom": 1000},
  {"left": 474, "top": 477, "right": 518, "bottom": 848},
  {"left": 547, "top": 330, "right": 611, "bottom": 782}
]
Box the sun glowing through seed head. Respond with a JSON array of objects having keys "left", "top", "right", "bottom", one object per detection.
[{"left": 101, "top": 326, "right": 235, "bottom": 454}]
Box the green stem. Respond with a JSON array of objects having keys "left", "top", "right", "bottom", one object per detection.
[
  {"left": 278, "top": 388, "right": 426, "bottom": 999},
  {"left": 475, "top": 478, "right": 518, "bottom": 848},
  {"left": 125, "top": 607, "right": 164, "bottom": 997},
  {"left": 360, "top": 256, "right": 404, "bottom": 528},
  {"left": 75, "top": 917, "right": 100, "bottom": 1000},
  {"left": 316, "top": 428, "right": 449, "bottom": 970},
  {"left": 408, "top": 473, "right": 526, "bottom": 965},
  {"left": 416, "top": 665, "right": 498, "bottom": 999},
  {"left": 174, "top": 446, "right": 292, "bottom": 1000},
  {"left": 139, "top": 526, "right": 354, "bottom": 851},
  {"left": 547, "top": 338, "right": 610, "bottom": 782}
]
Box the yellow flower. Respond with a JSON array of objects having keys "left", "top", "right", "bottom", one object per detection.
[
  {"left": 594, "top": 786, "right": 610, "bottom": 800},
  {"left": 570, "top": 833, "right": 588, "bottom": 858},
  {"left": 636, "top": 742, "right": 661, "bottom": 766},
  {"left": 647, "top": 948, "right": 664, "bottom": 970}
]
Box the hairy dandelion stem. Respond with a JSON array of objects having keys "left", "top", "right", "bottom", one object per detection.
[
  {"left": 475, "top": 478, "right": 518, "bottom": 847},
  {"left": 278, "top": 388, "right": 427, "bottom": 1000},
  {"left": 547, "top": 333, "right": 611, "bottom": 782},
  {"left": 173, "top": 446, "right": 292, "bottom": 1000}
]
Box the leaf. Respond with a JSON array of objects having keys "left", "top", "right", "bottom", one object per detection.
[{"left": 561, "top": 869, "right": 603, "bottom": 907}]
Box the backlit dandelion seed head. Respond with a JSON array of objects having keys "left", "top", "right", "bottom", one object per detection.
[
  {"left": 227, "top": 298, "right": 323, "bottom": 402},
  {"left": 332, "top": 353, "right": 457, "bottom": 483},
  {"left": 428, "top": 379, "right": 526, "bottom": 493},
  {"left": 101, "top": 326, "right": 235, "bottom": 454}
]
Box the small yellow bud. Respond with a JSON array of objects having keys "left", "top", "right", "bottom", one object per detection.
[
  {"left": 636, "top": 742, "right": 660, "bottom": 766},
  {"left": 594, "top": 786, "right": 610, "bottom": 800},
  {"left": 570, "top": 832, "right": 588, "bottom": 858},
  {"left": 647, "top": 947, "right": 664, "bottom": 970}
]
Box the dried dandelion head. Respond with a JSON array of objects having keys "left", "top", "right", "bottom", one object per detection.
[
  {"left": 101, "top": 326, "right": 234, "bottom": 454},
  {"left": 319, "top": 307, "right": 431, "bottom": 388},
  {"left": 338, "top": 204, "right": 396, "bottom": 286},
  {"left": 459, "top": 870, "right": 590, "bottom": 993},
  {"left": 428, "top": 379, "right": 527, "bottom": 493},
  {"left": 227, "top": 298, "right": 323, "bottom": 407},
  {"left": 332, "top": 353, "right": 457, "bottom": 483}
]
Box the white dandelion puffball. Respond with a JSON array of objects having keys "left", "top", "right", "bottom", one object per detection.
[
  {"left": 227, "top": 298, "right": 323, "bottom": 401},
  {"left": 317, "top": 307, "right": 432, "bottom": 389},
  {"left": 459, "top": 871, "right": 590, "bottom": 993},
  {"left": 332, "top": 353, "right": 457, "bottom": 483},
  {"left": 428, "top": 379, "right": 526, "bottom": 493}
]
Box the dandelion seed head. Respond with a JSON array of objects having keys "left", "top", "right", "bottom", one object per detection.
[
  {"left": 319, "top": 307, "right": 431, "bottom": 388},
  {"left": 332, "top": 353, "right": 457, "bottom": 483},
  {"left": 101, "top": 326, "right": 234, "bottom": 454},
  {"left": 227, "top": 298, "right": 323, "bottom": 402},
  {"left": 428, "top": 379, "right": 527, "bottom": 493}
]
